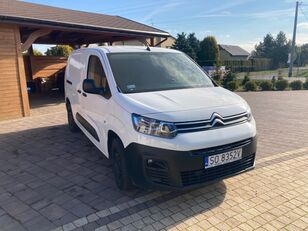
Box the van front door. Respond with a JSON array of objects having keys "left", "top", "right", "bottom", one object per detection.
[{"left": 78, "top": 53, "right": 111, "bottom": 153}]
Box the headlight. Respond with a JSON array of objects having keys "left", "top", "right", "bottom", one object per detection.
[
  {"left": 246, "top": 108, "right": 252, "bottom": 122},
  {"left": 132, "top": 114, "right": 177, "bottom": 138}
]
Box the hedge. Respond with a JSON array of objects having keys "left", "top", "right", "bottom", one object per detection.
[
  {"left": 244, "top": 81, "right": 257, "bottom": 91},
  {"left": 290, "top": 80, "right": 303, "bottom": 90},
  {"left": 275, "top": 79, "right": 288, "bottom": 91},
  {"left": 259, "top": 80, "right": 273, "bottom": 91}
]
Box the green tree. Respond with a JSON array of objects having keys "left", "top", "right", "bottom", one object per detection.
[
  {"left": 296, "top": 44, "right": 308, "bottom": 66},
  {"left": 187, "top": 33, "right": 200, "bottom": 60},
  {"left": 45, "top": 45, "right": 73, "bottom": 57},
  {"left": 171, "top": 33, "right": 195, "bottom": 59},
  {"left": 33, "top": 49, "right": 43, "bottom": 56},
  {"left": 222, "top": 71, "right": 237, "bottom": 89},
  {"left": 272, "top": 32, "right": 290, "bottom": 68},
  {"left": 253, "top": 31, "right": 290, "bottom": 69},
  {"left": 253, "top": 34, "right": 275, "bottom": 58},
  {"left": 197, "top": 36, "right": 220, "bottom": 67}
]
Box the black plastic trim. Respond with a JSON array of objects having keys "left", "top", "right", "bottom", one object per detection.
[
  {"left": 66, "top": 80, "right": 72, "bottom": 85},
  {"left": 76, "top": 113, "right": 100, "bottom": 142},
  {"left": 124, "top": 136, "right": 257, "bottom": 190}
]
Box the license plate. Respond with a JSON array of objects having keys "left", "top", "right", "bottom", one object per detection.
[{"left": 204, "top": 149, "right": 242, "bottom": 169}]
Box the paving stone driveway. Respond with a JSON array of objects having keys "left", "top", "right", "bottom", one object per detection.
[{"left": 0, "top": 91, "right": 307, "bottom": 231}]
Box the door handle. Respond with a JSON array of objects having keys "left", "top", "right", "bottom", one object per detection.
[
  {"left": 77, "top": 90, "right": 81, "bottom": 94},
  {"left": 82, "top": 93, "right": 87, "bottom": 97}
]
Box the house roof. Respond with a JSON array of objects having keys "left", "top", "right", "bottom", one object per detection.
[
  {"left": 219, "top": 44, "right": 250, "bottom": 57},
  {"left": 0, "top": 0, "right": 169, "bottom": 37}
]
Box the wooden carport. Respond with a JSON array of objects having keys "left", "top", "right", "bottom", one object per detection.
[{"left": 0, "top": 0, "right": 170, "bottom": 121}]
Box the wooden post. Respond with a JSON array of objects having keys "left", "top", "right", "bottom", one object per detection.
[
  {"left": 14, "top": 26, "right": 30, "bottom": 117},
  {"left": 150, "top": 38, "right": 154, "bottom": 47},
  {"left": 28, "top": 45, "right": 34, "bottom": 55}
]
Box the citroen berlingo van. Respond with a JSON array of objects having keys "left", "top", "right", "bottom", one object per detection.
[{"left": 65, "top": 46, "right": 257, "bottom": 190}]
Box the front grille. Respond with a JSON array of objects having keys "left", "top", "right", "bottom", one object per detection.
[
  {"left": 193, "top": 138, "right": 252, "bottom": 156},
  {"left": 175, "top": 112, "right": 249, "bottom": 133},
  {"left": 181, "top": 153, "right": 255, "bottom": 187}
]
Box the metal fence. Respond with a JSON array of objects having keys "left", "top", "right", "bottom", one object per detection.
[{"left": 223, "top": 58, "right": 272, "bottom": 72}]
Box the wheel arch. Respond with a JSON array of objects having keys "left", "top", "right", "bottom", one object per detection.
[
  {"left": 65, "top": 97, "right": 71, "bottom": 108},
  {"left": 107, "top": 130, "right": 123, "bottom": 158}
]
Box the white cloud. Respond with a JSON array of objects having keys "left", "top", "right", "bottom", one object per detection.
[
  {"left": 235, "top": 40, "right": 262, "bottom": 52},
  {"left": 197, "top": 8, "right": 295, "bottom": 19},
  {"left": 284, "top": 31, "right": 308, "bottom": 45},
  {"left": 141, "top": 1, "right": 183, "bottom": 23},
  {"left": 205, "top": 0, "right": 254, "bottom": 14},
  {"left": 197, "top": 0, "right": 254, "bottom": 18},
  {"left": 296, "top": 32, "right": 308, "bottom": 44},
  {"left": 248, "top": 8, "right": 294, "bottom": 18},
  {"left": 298, "top": 22, "right": 308, "bottom": 29}
]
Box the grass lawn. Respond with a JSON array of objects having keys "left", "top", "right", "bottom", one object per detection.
[
  {"left": 236, "top": 67, "right": 308, "bottom": 79},
  {"left": 297, "top": 69, "right": 308, "bottom": 77}
]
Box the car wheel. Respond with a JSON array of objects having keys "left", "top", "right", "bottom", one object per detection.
[
  {"left": 111, "top": 138, "right": 132, "bottom": 190},
  {"left": 66, "top": 103, "right": 79, "bottom": 133}
]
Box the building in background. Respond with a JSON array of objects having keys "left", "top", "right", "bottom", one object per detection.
[{"left": 219, "top": 44, "right": 250, "bottom": 61}]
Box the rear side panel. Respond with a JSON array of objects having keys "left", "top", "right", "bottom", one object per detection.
[{"left": 65, "top": 51, "right": 85, "bottom": 117}]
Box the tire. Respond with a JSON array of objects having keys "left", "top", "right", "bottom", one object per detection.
[
  {"left": 111, "top": 138, "right": 132, "bottom": 190},
  {"left": 66, "top": 102, "right": 80, "bottom": 133}
]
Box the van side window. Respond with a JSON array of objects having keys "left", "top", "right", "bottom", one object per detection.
[{"left": 87, "top": 55, "right": 111, "bottom": 99}]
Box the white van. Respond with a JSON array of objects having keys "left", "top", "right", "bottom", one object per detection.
[{"left": 65, "top": 46, "right": 257, "bottom": 190}]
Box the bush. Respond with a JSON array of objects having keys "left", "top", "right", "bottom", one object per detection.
[
  {"left": 271, "top": 76, "right": 277, "bottom": 85},
  {"left": 259, "top": 80, "right": 273, "bottom": 91},
  {"left": 244, "top": 81, "right": 258, "bottom": 91},
  {"left": 242, "top": 74, "right": 250, "bottom": 86},
  {"left": 212, "top": 70, "right": 222, "bottom": 86},
  {"left": 226, "top": 80, "right": 239, "bottom": 91},
  {"left": 277, "top": 69, "right": 283, "bottom": 80},
  {"left": 304, "top": 78, "right": 308, "bottom": 90},
  {"left": 222, "top": 71, "right": 237, "bottom": 89},
  {"left": 275, "top": 79, "right": 288, "bottom": 91},
  {"left": 45, "top": 45, "right": 73, "bottom": 57},
  {"left": 254, "top": 80, "right": 262, "bottom": 87},
  {"left": 290, "top": 80, "right": 303, "bottom": 90}
]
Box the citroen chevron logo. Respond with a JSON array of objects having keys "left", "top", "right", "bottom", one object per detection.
[{"left": 210, "top": 113, "right": 225, "bottom": 127}]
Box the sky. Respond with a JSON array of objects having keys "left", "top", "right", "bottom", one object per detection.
[{"left": 23, "top": 0, "right": 308, "bottom": 53}]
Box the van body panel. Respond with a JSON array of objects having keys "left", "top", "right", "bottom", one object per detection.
[{"left": 65, "top": 46, "right": 257, "bottom": 190}]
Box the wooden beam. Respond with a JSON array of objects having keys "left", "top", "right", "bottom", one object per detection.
[
  {"left": 21, "top": 28, "right": 51, "bottom": 52},
  {"left": 14, "top": 26, "right": 30, "bottom": 117}
]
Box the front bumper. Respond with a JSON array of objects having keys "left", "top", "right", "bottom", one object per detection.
[{"left": 125, "top": 136, "right": 257, "bottom": 190}]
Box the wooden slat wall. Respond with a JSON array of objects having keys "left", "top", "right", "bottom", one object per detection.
[
  {"left": 0, "top": 24, "right": 29, "bottom": 121},
  {"left": 30, "top": 56, "right": 67, "bottom": 79}
]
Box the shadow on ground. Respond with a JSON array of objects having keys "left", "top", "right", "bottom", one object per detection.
[
  {"left": 29, "top": 92, "right": 65, "bottom": 109},
  {"left": 0, "top": 124, "right": 226, "bottom": 230}
]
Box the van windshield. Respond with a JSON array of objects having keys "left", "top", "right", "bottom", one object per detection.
[{"left": 107, "top": 52, "right": 214, "bottom": 93}]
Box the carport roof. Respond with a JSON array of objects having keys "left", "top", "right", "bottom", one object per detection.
[{"left": 0, "top": 0, "right": 170, "bottom": 38}]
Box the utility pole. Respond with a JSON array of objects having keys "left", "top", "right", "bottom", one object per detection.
[{"left": 288, "top": 1, "right": 300, "bottom": 77}]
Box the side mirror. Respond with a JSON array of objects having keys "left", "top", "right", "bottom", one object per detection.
[{"left": 83, "top": 79, "right": 104, "bottom": 95}]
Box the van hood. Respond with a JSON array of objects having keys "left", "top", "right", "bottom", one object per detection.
[{"left": 117, "top": 87, "right": 249, "bottom": 121}]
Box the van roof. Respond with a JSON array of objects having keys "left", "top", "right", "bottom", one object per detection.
[{"left": 97, "top": 46, "right": 181, "bottom": 54}]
